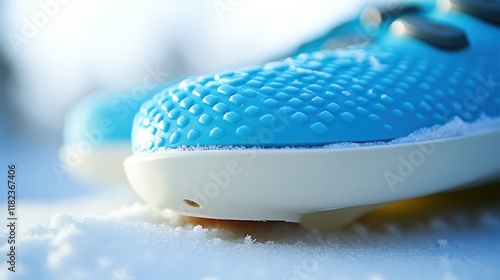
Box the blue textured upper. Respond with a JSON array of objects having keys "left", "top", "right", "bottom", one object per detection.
[{"left": 132, "top": 3, "right": 500, "bottom": 153}]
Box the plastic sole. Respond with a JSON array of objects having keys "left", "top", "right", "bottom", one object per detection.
[{"left": 124, "top": 130, "right": 500, "bottom": 226}]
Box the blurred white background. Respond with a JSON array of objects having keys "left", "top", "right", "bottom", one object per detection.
[{"left": 1, "top": 0, "right": 367, "bottom": 133}]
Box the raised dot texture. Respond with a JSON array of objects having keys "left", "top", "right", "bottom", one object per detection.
[
  {"left": 268, "top": 82, "right": 283, "bottom": 89},
  {"left": 209, "top": 127, "right": 225, "bottom": 139},
  {"left": 419, "top": 101, "right": 432, "bottom": 112},
  {"left": 199, "top": 114, "right": 213, "bottom": 126},
  {"left": 403, "top": 102, "right": 415, "bottom": 111},
  {"left": 299, "top": 93, "right": 313, "bottom": 101},
  {"left": 187, "top": 129, "right": 200, "bottom": 140},
  {"left": 392, "top": 109, "right": 404, "bottom": 118},
  {"left": 318, "top": 111, "right": 334, "bottom": 122},
  {"left": 176, "top": 116, "right": 189, "bottom": 128},
  {"left": 260, "top": 114, "right": 277, "bottom": 126},
  {"left": 247, "top": 79, "right": 263, "bottom": 88},
  {"left": 303, "top": 105, "right": 317, "bottom": 114},
  {"left": 260, "top": 86, "right": 276, "bottom": 95},
  {"left": 291, "top": 112, "right": 308, "bottom": 124},
  {"left": 172, "top": 92, "right": 187, "bottom": 103},
  {"left": 323, "top": 91, "right": 336, "bottom": 99},
  {"left": 357, "top": 97, "right": 369, "bottom": 104},
  {"left": 203, "top": 94, "right": 219, "bottom": 106},
  {"left": 227, "top": 77, "right": 245, "bottom": 86},
  {"left": 380, "top": 94, "right": 394, "bottom": 105},
  {"left": 395, "top": 88, "right": 406, "bottom": 95},
  {"left": 245, "top": 106, "right": 260, "bottom": 116},
  {"left": 156, "top": 137, "right": 165, "bottom": 147},
  {"left": 148, "top": 108, "right": 159, "bottom": 118},
  {"left": 229, "top": 94, "right": 245, "bottom": 105},
  {"left": 189, "top": 104, "right": 203, "bottom": 116},
  {"left": 179, "top": 97, "right": 194, "bottom": 109},
  {"left": 329, "top": 84, "right": 343, "bottom": 92},
  {"left": 263, "top": 98, "right": 279, "bottom": 108},
  {"left": 311, "top": 96, "right": 325, "bottom": 106},
  {"left": 153, "top": 113, "right": 163, "bottom": 123},
  {"left": 381, "top": 78, "right": 394, "bottom": 86},
  {"left": 167, "top": 109, "right": 180, "bottom": 120},
  {"left": 351, "top": 84, "right": 364, "bottom": 93},
  {"left": 243, "top": 89, "right": 258, "bottom": 97},
  {"left": 223, "top": 112, "right": 240, "bottom": 124},
  {"left": 278, "top": 107, "right": 294, "bottom": 118},
  {"left": 236, "top": 125, "right": 251, "bottom": 138},
  {"left": 369, "top": 114, "right": 380, "bottom": 121},
  {"left": 193, "top": 86, "right": 210, "bottom": 98},
  {"left": 356, "top": 107, "right": 368, "bottom": 114},
  {"left": 157, "top": 120, "right": 168, "bottom": 131},
  {"left": 373, "top": 103, "right": 387, "bottom": 111},
  {"left": 326, "top": 103, "right": 340, "bottom": 112},
  {"left": 340, "top": 112, "right": 355, "bottom": 123},
  {"left": 130, "top": 37, "right": 500, "bottom": 153},
  {"left": 288, "top": 98, "right": 303, "bottom": 108},
  {"left": 283, "top": 86, "right": 300, "bottom": 94},
  {"left": 161, "top": 101, "right": 173, "bottom": 112},
  {"left": 344, "top": 100, "right": 356, "bottom": 108},
  {"left": 275, "top": 92, "right": 289, "bottom": 100},
  {"left": 307, "top": 84, "right": 323, "bottom": 92},
  {"left": 217, "top": 85, "right": 235, "bottom": 95},
  {"left": 310, "top": 122, "right": 328, "bottom": 135},
  {"left": 213, "top": 103, "right": 229, "bottom": 114},
  {"left": 169, "top": 132, "right": 181, "bottom": 144}
]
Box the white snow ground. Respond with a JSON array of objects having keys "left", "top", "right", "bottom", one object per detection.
[{"left": 1, "top": 184, "right": 500, "bottom": 280}]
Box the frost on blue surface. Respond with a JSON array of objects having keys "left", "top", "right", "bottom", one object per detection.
[{"left": 155, "top": 114, "right": 500, "bottom": 152}]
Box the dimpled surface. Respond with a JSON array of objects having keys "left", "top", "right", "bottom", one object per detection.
[{"left": 132, "top": 7, "right": 500, "bottom": 154}]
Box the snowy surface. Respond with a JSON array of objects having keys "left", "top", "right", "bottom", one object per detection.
[{"left": 1, "top": 185, "right": 500, "bottom": 280}]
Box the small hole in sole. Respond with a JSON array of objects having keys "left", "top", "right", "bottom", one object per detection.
[{"left": 183, "top": 199, "right": 200, "bottom": 208}]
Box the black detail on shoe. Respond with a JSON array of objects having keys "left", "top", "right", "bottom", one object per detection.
[
  {"left": 395, "top": 15, "right": 469, "bottom": 50},
  {"left": 449, "top": 0, "right": 500, "bottom": 25},
  {"left": 296, "top": 3, "right": 422, "bottom": 52}
]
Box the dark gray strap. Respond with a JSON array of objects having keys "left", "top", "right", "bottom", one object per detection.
[
  {"left": 396, "top": 15, "right": 469, "bottom": 50},
  {"left": 450, "top": 0, "right": 500, "bottom": 25}
]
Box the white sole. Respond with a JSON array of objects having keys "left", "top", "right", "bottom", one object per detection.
[
  {"left": 59, "top": 142, "right": 131, "bottom": 184},
  {"left": 124, "top": 130, "right": 500, "bottom": 226}
]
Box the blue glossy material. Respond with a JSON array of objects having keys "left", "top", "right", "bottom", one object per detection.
[
  {"left": 132, "top": 3, "right": 500, "bottom": 153},
  {"left": 64, "top": 83, "right": 173, "bottom": 145}
]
